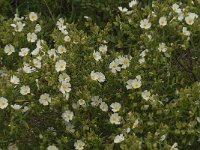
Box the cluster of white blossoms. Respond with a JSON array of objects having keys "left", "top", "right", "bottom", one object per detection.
[
  {"left": 93, "top": 45, "right": 108, "bottom": 62},
  {"left": 90, "top": 71, "right": 105, "bottom": 82},
  {"left": 31, "top": 40, "right": 45, "bottom": 56},
  {"left": 118, "top": 0, "right": 138, "bottom": 14},
  {"left": 39, "top": 93, "right": 51, "bottom": 106},
  {"left": 11, "top": 16, "right": 25, "bottom": 32},
  {"left": 171, "top": 3, "right": 198, "bottom": 25},
  {"left": 109, "top": 55, "right": 132, "bottom": 74},
  {"left": 58, "top": 73, "right": 71, "bottom": 99},
  {"left": 1, "top": 0, "right": 198, "bottom": 147},
  {"left": 185, "top": 12, "right": 198, "bottom": 25},
  {"left": 56, "top": 18, "right": 68, "bottom": 35},
  {"left": 62, "top": 110, "right": 74, "bottom": 122},
  {"left": 110, "top": 102, "right": 122, "bottom": 124},
  {"left": 126, "top": 75, "right": 142, "bottom": 89}
]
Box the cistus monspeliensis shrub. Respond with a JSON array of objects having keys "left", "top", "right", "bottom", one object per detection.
[{"left": 0, "top": 0, "right": 200, "bottom": 149}]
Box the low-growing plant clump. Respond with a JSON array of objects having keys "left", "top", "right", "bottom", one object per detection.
[{"left": 0, "top": 0, "right": 200, "bottom": 149}]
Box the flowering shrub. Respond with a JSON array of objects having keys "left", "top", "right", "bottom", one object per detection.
[{"left": 0, "top": 0, "right": 200, "bottom": 149}]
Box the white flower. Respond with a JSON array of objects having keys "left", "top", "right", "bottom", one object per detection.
[
  {"left": 59, "top": 81, "right": 71, "bottom": 94},
  {"left": 129, "top": 0, "right": 138, "bottom": 7},
  {"left": 48, "top": 49, "right": 58, "bottom": 60},
  {"left": 97, "top": 72, "right": 106, "bottom": 82},
  {"left": 182, "top": 27, "right": 190, "bottom": 36},
  {"left": 110, "top": 102, "right": 121, "bottom": 112},
  {"left": 90, "top": 71, "right": 105, "bottom": 82},
  {"left": 0, "top": 97, "right": 8, "bottom": 109},
  {"left": 39, "top": 93, "right": 51, "bottom": 106},
  {"left": 13, "top": 14, "right": 24, "bottom": 22},
  {"left": 33, "top": 59, "right": 41, "bottom": 69},
  {"left": 118, "top": 7, "right": 128, "bottom": 13},
  {"left": 141, "top": 90, "right": 151, "bottom": 101},
  {"left": 93, "top": 51, "right": 101, "bottom": 61},
  {"left": 90, "top": 71, "right": 98, "bottom": 80},
  {"left": 20, "top": 85, "right": 30, "bottom": 95},
  {"left": 100, "top": 102, "right": 108, "bottom": 112},
  {"left": 126, "top": 76, "right": 142, "bottom": 89},
  {"left": 36, "top": 40, "right": 45, "bottom": 49},
  {"left": 158, "top": 43, "right": 167, "bottom": 52},
  {"left": 57, "top": 45, "right": 67, "bottom": 54},
  {"left": 22, "top": 106, "right": 29, "bottom": 112},
  {"left": 160, "top": 134, "right": 166, "bottom": 141},
  {"left": 29, "top": 12, "right": 38, "bottom": 21},
  {"left": 140, "top": 19, "right": 151, "bottom": 29},
  {"left": 11, "top": 21, "right": 25, "bottom": 32},
  {"left": 78, "top": 99, "right": 86, "bottom": 106},
  {"left": 109, "top": 61, "right": 120, "bottom": 74},
  {"left": 170, "top": 143, "right": 178, "bottom": 150},
  {"left": 62, "top": 110, "right": 74, "bottom": 122},
  {"left": 110, "top": 113, "right": 121, "bottom": 125},
  {"left": 178, "top": 13, "right": 184, "bottom": 21},
  {"left": 10, "top": 75, "right": 20, "bottom": 84},
  {"left": 121, "top": 56, "right": 130, "bottom": 69},
  {"left": 11, "top": 104, "right": 22, "bottom": 110},
  {"left": 27, "top": 32, "right": 37, "bottom": 42},
  {"left": 172, "top": 3, "right": 181, "bottom": 13},
  {"left": 139, "top": 57, "right": 145, "bottom": 64},
  {"left": 64, "top": 35, "right": 71, "bottom": 42},
  {"left": 114, "top": 134, "right": 124, "bottom": 143},
  {"left": 59, "top": 73, "right": 70, "bottom": 83},
  {"left": 31, "top": 48, "right": 40, "bottom": 56},
  {"left": 35, "top": 24, "right": 42, "bottom": 33},
  {"left": 55, "top": 60, "right": 66, "bottom": 72},
  {"left": 99, "top": 45, "right": 107, "bottom": 54},
  {"left": 47, "top": 145, "right": 58, "bottom": 150},
  {"left": 74, "top": 140, "right": 85, "bottom": 150},
  {"left": 19, "top": 48, "right": 29, "bottom": 57},
  {"left": 185, "top": 12, "right": 198, "bottom": 25},
  {"left": 56, "top": 18, "right": 68, "bottom": 35},
  {"left": 91, "top": 96, "right": 102, "bottom": 107},
  {"left": 4, "top": 44, "right": 15, "bottom": 55},
  {"left": 22, "top": 63, "right": 35, "bottom": 73},
  {"left": 159, "top": 16, "right": 167, "bottom": 26}
]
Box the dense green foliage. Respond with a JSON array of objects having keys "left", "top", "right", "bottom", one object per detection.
[{"left": 0, "top": 0, "right": 200, "bottom": 150}]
